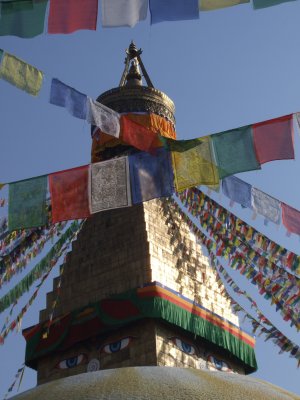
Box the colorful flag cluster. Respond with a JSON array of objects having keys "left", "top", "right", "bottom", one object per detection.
[
  {"left": 0, "top": 222, "right": 67, "bottom": 288},
  {"left": 0, "top": 0, "right": 297, "bottom": 37},
  {"left": 176, "top": 188, "right": 300, "bottom": 330},
  {"left": 0, "top": 221, "right": 82, "bottom": 314},
  {"left": 168, "top": 197, "right": 300, "bottom": 364},
  {"left": 0, "top": 220, "right": 84, "bottom": 347}
]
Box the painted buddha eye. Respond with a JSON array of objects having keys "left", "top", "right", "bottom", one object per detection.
[
  {"left": 171, "top": 338, "right": 196, "bottom": 355},
  {"left": 207, "top": 355, "right": 231, "bottom": 372},
  {"left": 57, "top": 354, "right": 87, "bottom": 369},
  {"left": 102, "top": 337, "right": 131, "bottom": 354}
]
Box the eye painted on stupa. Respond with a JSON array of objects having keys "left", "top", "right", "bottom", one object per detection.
[
  {"left": 101, "top": 337, "right": 132, "bottom": 354},
  {"left": 170, "top": 337, "right": 197, "bottom": 355},
  {"left": 207, "top": 355, "right": 231, "bottom": 372},
  {"left": 56, "top": 354, "right": 87, "bottom": 369}
]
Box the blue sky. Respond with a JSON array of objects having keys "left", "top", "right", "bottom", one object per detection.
[{"left": 0, "top": 1, "right": 300, "bottom": 397}]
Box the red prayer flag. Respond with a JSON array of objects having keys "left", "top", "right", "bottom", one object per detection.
[
  {"left": 281, "top": 203, "right": 300, "bottom": 236},
  {"left": 48, "top": 0, "right": 98, "bottom": 34},
  {"left": 49, "top": 165, "right": 90, "bottom": 223},
  {"left": 121, "top": 115, "right": 158, "bottom": 152},
  {"left": 253, "top": 114, "right": 294, "bottom": 164}
]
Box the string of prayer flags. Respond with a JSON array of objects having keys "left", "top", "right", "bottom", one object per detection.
[
  {"left": 90, "top": 157, "right": 131, "bottom": 213},
  {"left": 87, "top": 99, "right": 121, "bottom": 138},
  {"left": 0, "top": 220, "right": 81, "bottom": 314},
  {"left": 0, "top": 52, "right": 43, "bottom": 96},
  {"left": 167, "top": 136, "right": 219, "bottom": 191},
  {"left": 49, "top": 166, "right": 90, "bottom": 223},
  {"left": 49, "top": 79, "right": 87, "bottom": 120},
  {"left": 211, "top": 125, "right": 261, "bottom": 179},
  {"left": 129, "top": 148, "right": 174, "bottom": 204},
  {"left": 149, "top": 0, "right": 199, "bottom": 24},
  {"left": 178, "top": 187, "right": 300, "bottom": 275},
  {"left": 0, "top": 0, "right": 47, "bottom": 38},
  {"left": 102, "top": 0, "right": 148, "bottom": 28},
  {"left": 253, "top": 115, "right": 294, "bottom": 164},
  {"left": 252, "top": 0, "right": 296, "bottom": 9},
  {"left": 200, "top": 0, "right": 249, "bottom": 10},
  {"left": 3, "top": 364, "right": 25, "bottom": 400},
  {"left": 121, "top": 115, "right": 157, "bottom": 152},
  {"left": 8, "top": 176, "right": 48, "bottom": 232},
  {"left": 282, "top": 203, "right": 300, "bottom": 236},
  {"left": 222, "top": 176, "right": 252, "bottom": 208},
  {"left": 48, "top": 0, "right": 98, "bottom": 34},
  {"left": 251, "top": 187, "right": 281, "bottom": 225}
]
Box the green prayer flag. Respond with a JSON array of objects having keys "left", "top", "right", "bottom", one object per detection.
[
  {"left": 253, "top": 0, "right": 295, "bottom": 8},
  {"left": 211, "top": 125, "right": 261, "bottom": 179},
  {"left": 160, "top": 136, "right": 204, "bottom": 152},
  {"left": 0, "top": 49, "right": 3, "bottom": 63},
  {"left": 200, "top": 0, "right": 249, "bottom": 11},
  {"left": 0, "top": 0, "right": 47, "bottom": 38},
  {"left": 8, "top": 175, "right": 48, "bottom": 231}
]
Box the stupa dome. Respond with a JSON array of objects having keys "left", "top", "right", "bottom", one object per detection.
[{"left": 11, "top": 367, "right": 299, "bottom": 400}]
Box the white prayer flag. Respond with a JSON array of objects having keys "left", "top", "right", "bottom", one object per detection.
[
  {"left": 251, "top": 187, "right": 281, "bottom": 225},
  {"left": 87, "top": 98, "right": 120, "bottom": 138},
  {"left": 90, "top": 157, "right": 131, "bottom": 213},
  {"left": 102, "top": 0, "right": 148, "bottom": 28}
]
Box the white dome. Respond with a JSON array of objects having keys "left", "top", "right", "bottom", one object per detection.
[
  {"left": 11, "top": 367, "right": 299, "bottom": 400},
  {"left": 10, "top": 367, "right": 300, "bottom": 400}
]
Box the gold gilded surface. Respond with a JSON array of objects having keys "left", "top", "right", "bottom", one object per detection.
[{"left": 12, "top": 367, "right": 299, "bottom": 400}]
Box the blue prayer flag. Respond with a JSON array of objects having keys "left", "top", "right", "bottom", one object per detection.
[
  {"left": 222, "top": 176, "right": 252, "bottom": 208},
  {"left": 149, "top": 0, "right": 199, "bottom": 24},
  {"left": 129, "top": 148, "right": 174, "bottom": 204},
  {"left": 50, "top": 78, "right": 87, "bottom": 120}
]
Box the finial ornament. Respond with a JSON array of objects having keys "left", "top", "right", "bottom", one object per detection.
[{"left": 119, "top": 41, "right": 154, "bottom": 88}]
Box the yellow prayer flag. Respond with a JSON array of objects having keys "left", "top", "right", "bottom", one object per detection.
[
  {"left": 0, "top": 52, "right": 43, "bottom": 96},
  {"left": 171, "top": 136, "right": 219, "bottom": 192},
  {"left": 0, "top": 183, "right": 5, "bottom": 190},
  {"left": 199, "top": 0, "right": 249, "bottom": 11}
]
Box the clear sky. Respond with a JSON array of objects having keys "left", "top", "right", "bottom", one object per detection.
[{"left": 0, "top": 1, "right": 300, "bottom": 397}]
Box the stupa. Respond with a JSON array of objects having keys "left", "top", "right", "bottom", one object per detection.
[{"left": 14, "top": 43, "right": 298, "bottom": 400}]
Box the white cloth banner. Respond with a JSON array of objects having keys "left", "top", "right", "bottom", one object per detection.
[
  {"left": 251, "top": 187, "right": 281, "bottom": 225},
  {"left": 102, "top": 0, "right": 148, "bottom": 27},
  {"left": 90, "top": 157, "right": 132, "bottom": 213},
  {"left": 87, "top": 98, "right": 120, "bottom": 138}
]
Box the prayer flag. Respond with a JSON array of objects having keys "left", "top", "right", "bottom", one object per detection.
[
  {"left": 102, "top": 0, "right": 148, "bottom": 27},
  {"left": 0, "top": 0, "right": 47, "bottom": 38},
  {"left": 251, "top": 187, "right": 280, "bottom": 225},
  {"left": 170, "top": 136, "right": 219, "bottom": 192},
  {"left": 8, "top": 176, "right": 48, "bottom": 231},
  {"left": 0, "top": 50, "right": 3, "bottom": 62},
  {"left": 222, "top": 176, "right": 252, "bottom": 208},
  {"left": 0, "top": 183, "right": 5, "bottom": 190},
  {"left": 0, "top": 52, "right": 43, "bottom": 96},
  {"left": 129, "top": 148, "right": 174, "bottom": 204},
  {"left": 49, "top": 166, "right": 90, "bottom": 223},
  {"left": 253, "top": 115, "right": 294, "bottom": 164},
  {"left": 87, "top": 99, "right": 120, "bottom": 138},
  {"left": 50, "top": 79, "right": 87, "bottom": 120},
  {"left": 90, "top": 157, "right": 131, "bottom": 213},
  {"left": 211, "top": 125, "right": 260, "bottom": 179},
  {"left": 150, "top": 0, "right": 199, "bottom": 24},
  {"left": 282, "top": 203, "right": 300, "bottom": 236},
  {"left": 253, "top": 0, "right": 296, "bottom": 9},
  {"left": 48, "top": 0, "right": 98, "bottom": 34},
  {"left": 121, "top": 115, "right": 158, "bottom": 152},
  {"left": 200, "top": 0, "right": 249, "bottom": 10}
]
